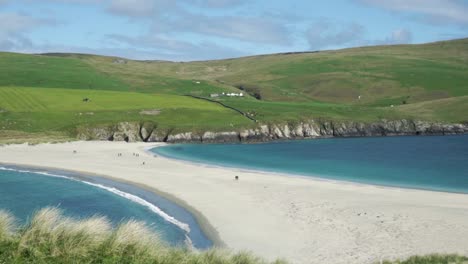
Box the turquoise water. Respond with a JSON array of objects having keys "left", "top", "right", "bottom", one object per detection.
[
  {"left": 154, "top": 135, "right": 468, "bottom": 193},
  {"left": 0, "top": 166, "right": 212, "bottom": 249}
]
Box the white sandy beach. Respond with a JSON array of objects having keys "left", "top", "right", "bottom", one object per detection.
[{"left": 1, "top": 141, "right": 468, "bottom": 264}]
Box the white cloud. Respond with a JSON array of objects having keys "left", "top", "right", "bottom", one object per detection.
[
  {"left": 103, "top": 0, "right": 291, "bottom": 45},
  {"left": 156, "top": 13, "right": 291, "bottom": 45},
  {"left": 105, "top": 0, "right": 247, "bottom": 18},
  {"left": 306, "top": 21, "right": 365, "bottom": 50},
  {"left": 106, "top": 33, "right": 246, "bottom": 60},
  {"left": 191, "top": 0, "right": 247, "bottom": 8},
  {"left": 107, "top": 0, "right": 159, "bottom": 17},
  {"left": 386, "top": 29, "right": 413, "bottom": 44},
  {"left": 357, "top": 0, "right": 468, "bottom": 26},
  {"left": 0, "top": 13, "right": 55, "bottom": 51}
]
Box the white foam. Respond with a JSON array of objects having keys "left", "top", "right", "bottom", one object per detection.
[{"left": 0, "top": 166, "right": 191, "bottom": 234}]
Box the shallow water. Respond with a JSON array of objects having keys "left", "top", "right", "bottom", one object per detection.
[
  {"left": 0, "top": 166, "right": 212, "bottom": 249},
  {"left": 154, "top": 135, "right": 468, "bottom": 193}
]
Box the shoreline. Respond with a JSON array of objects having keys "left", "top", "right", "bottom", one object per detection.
[
  {"left": 149, "top": 141, "right": 468, "bottom": 196},
  {"left": 1, "top": 141, "right": 468, "bottom": 263},
  {"left": 0, "top": 162, "right": 224, "bottom": 248}
]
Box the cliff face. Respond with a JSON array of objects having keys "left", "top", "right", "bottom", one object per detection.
[{"left": 76, "top": 119, "right": 468, "bottom": 143}]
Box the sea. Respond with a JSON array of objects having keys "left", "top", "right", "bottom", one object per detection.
[
  {"left": 0, "top": 166, "right": 212, "bottom": 249},
  {"left": 153, "top": 135, "right": 468, "bottom": 194},
  {"left": 2, "top": 135, "right": 466, "bottom": 250}
]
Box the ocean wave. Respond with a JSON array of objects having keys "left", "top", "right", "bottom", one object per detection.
[{"left": 0, "top": 166, "right": 191, "bottom": 235}]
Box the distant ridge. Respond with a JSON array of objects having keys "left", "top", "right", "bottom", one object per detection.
[{"left": 0, "top": 37, "right": 467, "bottom": 143}]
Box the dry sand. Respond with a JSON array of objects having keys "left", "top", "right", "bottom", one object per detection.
[{"left": 1, "top": 141, "right": 468, "bottom": 264}]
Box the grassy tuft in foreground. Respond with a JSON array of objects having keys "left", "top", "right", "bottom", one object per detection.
[
  {"left": 0, "top": 208, "right": 285, "bottom": 264},
  {"left": 1, "top": 208, "right": 466, "bottom": 263},
  {"left": 382, "top": 254, "right": 468, "bottom": 264}
]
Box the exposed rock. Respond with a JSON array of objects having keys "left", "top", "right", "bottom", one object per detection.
[
  {"left": 140, "top": 109, "right": 161, "bottom": 116},
  {"left": 76, "top": 125, "right": 115, "bottom": 141},
  {"left": 282, "top": 125, "right": 291, "bottom": 138},
  {"left": 77, "top": 119, "right": 468, "bottom": 143},
  {"left": 302, "top": 121, "right": 320, "bottom": 137},
  {"left": 113, "top": 59, "right": 127, "bottom": 64},
  {"left": 140, "top": 126, "right": 152, "bottom": 141},
  {"left": 292, "top": 123, "right": 304, "bottom": 137},
  {"left": 147, "top": 134, "right": 164, "bottom": 142},
  {"left": 166, "top": 132, "right": 201, "bottom": 143},
  {"left": 139, "top": 122, "right": 156, "bottom": 142},
  {"left": 202, "top": 131, "right": 239, "bottom": 143},
  {"left": 147, "top": 130, "right": 166, "bottom": 142},
  {"left": 259, "top": 125, "right": 269, "bottom": 135},
  {"left": 113, "top": 122, "right": 140, "bottom": 142},
  {"left": 272, "top": 125, "right": 284, "bottom": 139}
]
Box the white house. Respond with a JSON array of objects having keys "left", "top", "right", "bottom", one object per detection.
[{"left": 226, "top": 92, "right": 244, "bottom": 97}]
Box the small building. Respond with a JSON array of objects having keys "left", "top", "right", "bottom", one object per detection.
[
  {"left": 226, "top": 92, "right": 244, "bottom": 97},
  {"left": 210, "top": 93, "right": 220, "bottom": 98}
]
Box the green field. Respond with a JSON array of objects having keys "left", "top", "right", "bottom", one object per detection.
[
  {"left": 0, "top": 87, "right": 252, "bottom": 140},
  {"left": 0, "top": 38, "right": 467, "bottom": 142}
]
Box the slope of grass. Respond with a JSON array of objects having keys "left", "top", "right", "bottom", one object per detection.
[
  {"left": 0, "top": 53, "right": 126, "bottom": 91},
  {"left": 2, "top": 38, "right": 467, "bottom": 105},
  {"left": 0, "top": 39, "right": 467, "bottom": 141},
  {"left": 77, "top": 38, "right": 468, "bottom": 104},
  {"left": 220, "top": 97, "right": 407, "bottom": 123},
  {"left": 395, "top": 96, "right": 468, "bottom": 123},
  {"left": 0, "top": 52, "right": 241, "bottom": 96},
  {"left": 0, "top": 87, "right": 233, "bottom": 112},
  {"left": 0, "top": 87, "right": 253, "bottom": 135},
  {"left": 0, "top": 207, "right": 284, "bottom": 264}
]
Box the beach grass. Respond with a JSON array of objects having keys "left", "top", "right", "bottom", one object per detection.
[
  {"left": 382, "top": 254, "right": 468, "bottom": 264},
  {"left": 0, "top": 208, "right": 286, "bottom": 264},
  {"left": 1, "top": 208, "right": 466, "bottom": 263}
]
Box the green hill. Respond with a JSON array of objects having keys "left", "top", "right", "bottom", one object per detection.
[{"left": 0, "top": 38, "right": 467, "bottom": 142}]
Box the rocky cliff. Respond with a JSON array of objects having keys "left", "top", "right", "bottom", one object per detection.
[{"left": 76, "top": 119, "right": 468, "bottom": 144}]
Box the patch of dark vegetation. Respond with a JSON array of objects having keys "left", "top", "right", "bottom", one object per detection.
[
  {"left": 235, "top": 84, "right": 263, "bottom": 100},
  {"left": 38, "top": 53, "right": 97, "bottom": 59}
]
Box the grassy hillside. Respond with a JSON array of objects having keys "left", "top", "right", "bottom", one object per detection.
[
  {"left": 0, "top": 38, "right": 467, "bottom": 141},
  {"left": 76, "top": 38, "right": 468, "bottom": 104},
  {"left": 0, "top": 53, "right": 125, "bottom": 91},
  {"left": 0, "top": 87, "right": 252, "bottom": 139}
]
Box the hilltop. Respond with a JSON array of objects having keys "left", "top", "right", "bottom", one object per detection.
[{"left": 0, "top": 38, "right": 467, "bottom": 143}]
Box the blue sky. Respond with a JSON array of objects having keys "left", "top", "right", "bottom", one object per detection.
[{"left": 0, "top": 0, "right": 467, "bottom": 61}]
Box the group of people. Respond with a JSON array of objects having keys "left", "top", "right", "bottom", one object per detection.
[{"left": 115, "top": 152, "right": 145, "bottom": 165}]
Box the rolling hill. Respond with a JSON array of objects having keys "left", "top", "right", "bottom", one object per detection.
[{"left": 0, "top": 38, "right": 467, "bottom": 143}]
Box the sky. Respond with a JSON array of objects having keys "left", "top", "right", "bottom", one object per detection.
[{"left": 0, "top": 0, "right": 467, "bottom": 61}]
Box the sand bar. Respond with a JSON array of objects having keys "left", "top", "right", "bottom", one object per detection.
[{"left": 1, "top": 141, "right": 468, "bottom": 264}]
